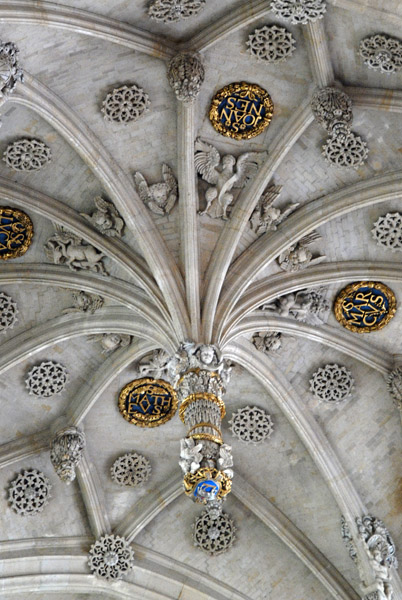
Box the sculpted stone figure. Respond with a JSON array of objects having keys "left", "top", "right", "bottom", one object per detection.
[
  {"left": 0, "top": 40, "right": 23, "bottom": 100},
  {"left": 261, "top": 288, "right": 329, "bottom": 325},
  {"left": 44, "top": 225, "right": 108, "bottom": 275},
  {"left": 252, "top": 331, "right": 282, "bottom": 353},
  {"left": 89, "top": 333, "right": 131, "bottom": 354},
  {"left": 63, "top": 290, "right": 104, "bottom": 314},
  {"left": 179, "top": 437, "right": 203, "bottom": 474},
  {"left": 249, "top": 184, "right": 299, "bottom": 235},
  {"left": 277, "top": 232, "right": 326, "bottom": 272},
  {"left": 137, "top": 349, "right": 171, "bottom": 380},
  {"left": 81, "top": 196, "right": 124, "bottom": 237},
  {"left": 134, "top": 164, "right": 178, "bottom": 216},
  {"left": 195, "top": 137, "right": 267, "bottom": 220}
]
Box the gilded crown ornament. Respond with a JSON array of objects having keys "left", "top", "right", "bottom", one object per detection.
[
  {"left": 0, "top": 206, "right": 33, "bottom": 260},
  {"left": 171, "top": 343, "right": 233, "bottom": 504},
  {"left": 209, "top": 82, "right": 274, "bottom": 140}
]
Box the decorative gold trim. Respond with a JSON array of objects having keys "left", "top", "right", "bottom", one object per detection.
[
  {"left": 0, "top": 206, "right": 34, "bottom": 260},
  {"left": 183, "top": 467, "right": 232, "bottom": 501},
  {"left": 177, "top": 367, "right": 220, "bottom": 388},
  {"left": 334, "top": 281, "right": 396, "bottom": 333},
  {"left": 190, "top": 433, "right": 223, "bottom": 445},
  {"left": 187, "top": 422, "right": 222, "bottom": 437},
  {"left": 209, "top": 81, "right": 274, "bottom": 140},
  {"left": 118, "top": 377, "right": 178, "bottom": 428},
  {"left": 179, "top": 392, "right": 226, "bottom": 423}
]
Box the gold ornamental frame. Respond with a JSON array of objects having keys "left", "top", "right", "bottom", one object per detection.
[
  {"left": 209, "top": 81, "right": 274, "bottom": 140},
  {"left": 0, "top": 206, "right": 34, "bottom": 260},
  {"left": 118, "top": 377, "right": 178, "bottom": 428},
  {"left": 179, "top": 392, "right": 226, "bottom": 422},
  {"left": 334, "top": 281, "right": 396, "bottom": 333}
]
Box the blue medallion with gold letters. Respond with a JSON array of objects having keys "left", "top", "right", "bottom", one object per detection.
[
  {"left": 118, "top": 377, "right": 178, "bottom": 427},
  {"left": 0, "top": 206, "right": 33, "bottom": 260},
  {"left": 334, "top": 281, "right": 396, "bottom": 333}
]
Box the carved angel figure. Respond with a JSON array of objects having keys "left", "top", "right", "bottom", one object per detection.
[
  {"left": 195, "top": 137, "right": 267, "bottom": 220},
  {"left": 134, "top": 164, "right": 178, "bottom": 216},
  {"left": 277, "top": 231, "right": 326, "bottom": 272},
  {"left": 179, "top": 437, "right": 203, "bottom": 474},
  {"left": 249, "top": 184, "right": 300, "bottom": 235},
  {"left": 81, "top": 196, "right": 125, "bottom": 237},
  {"left": 44, "top": 225, "right": 108, "bottom": 275},
  {"left": 137, "top": 349, "right": 171, "bottom": 380},
  {"left": 217, "top": 443, "right": 233, "bottom": 473},
  {"left": 89, "top": 333, "right": 131, "bottom": 354},
  {"left": 261, "top": 288, "right": 329, "bottom": 325}
]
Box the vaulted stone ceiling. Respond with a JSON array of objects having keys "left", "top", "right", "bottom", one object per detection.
[{"left": 0, "top": 1, "right": 401, "bottom": 599}]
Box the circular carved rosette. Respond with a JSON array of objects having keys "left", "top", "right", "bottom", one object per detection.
[
  {"left": 118, "top": 377, "right": 178, "bottom": 427},
  {"left": 334, "top": 281, "right": 396, "bottom": 333},
  {"left": 209, "top": 81, "right": 274, "bottom": 140},
  {"left": 0, "top": 207, "right": 33, "bottom": 260}
]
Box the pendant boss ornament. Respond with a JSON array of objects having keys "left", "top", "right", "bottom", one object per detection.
[
  {"left": 334, "top": 281, "right": 396, "bottom": 333},
  {"left": 118, "top": 377, "right": 178, "bottom": 427},
  {"left": 209, "top": 81, "right": 274, "bottom": 140}
]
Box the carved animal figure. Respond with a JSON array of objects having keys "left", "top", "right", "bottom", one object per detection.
[
  {"left": 195, "top": 137, "right": 267, "bottom": 220},
  {"left": 249, "top": 184, "right": 300, "bottom": 235},
  {"left": 44, "top": 225, "right": 107, "bottom": 275},
  {"left": 134, "top": 164, "right": 178, "bottom": 216},
  {"left": 81, "top": 196, "right": 124, "bottom": 237},
  {"left": 277, "top": 231, "right": 326, "bottom": 272}
]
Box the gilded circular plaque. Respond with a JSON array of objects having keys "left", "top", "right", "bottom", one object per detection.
[
  {"left": 209, "top": 81, "right": 274, "bottom": 140},
  {"left": 118, "top": 377, "right": 178, "bottom": 427},
  {"left": 0, "top": 206, "right": 33, "bottom": 260},
  {"left": 334, "top": 281, "right": 396, "bottom": 333}
]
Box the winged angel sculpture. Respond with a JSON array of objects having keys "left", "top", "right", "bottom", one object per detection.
[
  {"left": 195, "top": 138, "right": 267, "bottom": 220},
  {"left": 81, "top": 197, "right": 125, "bottom": 238},
  {"left": 134, "top": 164, "right": 178, "bottom": 216}
]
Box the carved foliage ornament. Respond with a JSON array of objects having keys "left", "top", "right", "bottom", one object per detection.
[
  {"left": 334, "top": 281, "right": 396, "bottom": 333},
  {"left": 311, "top": 87, "right": 353, "bottom": 132},
  {"left": 322, "top": 129, "right": 369, "bottom": 169},
  {"left": 0, "top": 206, "right": 33, "bottom": 260},
  {"left": 229, "top": 406, "right": 274, "bottom": 444},
  {"left": 247, "top": 25, "right": 296, "bottom": 63},
  {"left": 193, "top": 510, "right": 236, "bottom": 555},
  {"left": 50, "top": 427, "right": 85, "bottom": 484},
  {"left": 359, "top": 34, "right": 402, "bottom": 74},
  {"left": 270, "top": 0, "right": 326, "bottom": 24},
  {"left": 3, "top": 138, "right": 51, "bottom": 171},
  {"left": 167, "top": 52, "right": 204, "bottom": 102},
  {"left": 118, "top": 377, "right": 178, "bottom": 427},
  {"left": 0, "top": 291, "right": 18, "bottom": 333},
  {"left": 0, "top": 40, "right": 23, "bottom": 98},
  {"left": 309, "top": 364, "right": 354, "bottom": 403},
  {"left": 387, "top": 367, "right": 402, "bottom": 411},
  {"left": 102, "top": 84, "right": 150, "bottom": 124},
  {"left": 372, "top": 213, "right": 402, "bottom": 252},
  {"left": 148, "top": 0, "right": 206, "bottom": 22},
  {"left": 25, "top": 360, "right": 69, "bottom": 397},
  {"left": 88, "top": 535, "right": 135, "bottom": 580},
  {"left": 8, "top": 469, "right": 51, "bottom": 516},
  {"left": 209, "top": 81, "right": 274, "bottom": 140},
  {"left": 111, "top": 452, "right": 152, "bottom": 487}
]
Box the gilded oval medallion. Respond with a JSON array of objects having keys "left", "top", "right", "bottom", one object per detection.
[
  {"left": 334, "top": 281, "right": 396, "bottom": 333},
  {"left": 118, "top": 377, "right": 178, "bottom": 427},
  {"left": 0, "top": 206, "right": 33, "bottom": 260},
  {"left": 209, "top": 81, "right": 274, "bottom": 140}
]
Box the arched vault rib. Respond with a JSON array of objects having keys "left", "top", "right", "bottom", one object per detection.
[
  {"left": 223, "top": 339, "right": 402, "bottom": 592},
  {"left": 10, "top": 73, "right": 190, "bottom": 339},
  {"left": 224, "top": 314, "right": 393, "bottom": 374},
  {"left": 0, "top": 307, "right": 175, "bottom": 378},
  {"left": 0, "top": 176, "right": 166, "bottom": 312},
  {"left": 215, "top": 171, "right": 402, "bottom": 340},
  {"left": 0, "top": 0, "right": 177, "bottom": 58},
  {"left": 115, "top": 474, "right": 358, "bottom": 600},
  {"left": 202, "top": 100, "right": 315, "bottom": 343},
  {"left": 0, "top": 263, "right": 177, "bottom": 343},
  {"left": 222, "top": 261, "right": 402, "bottom": 342},
  {"left": 345, "top": 87, "right": 402, "bottom": 113}
]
